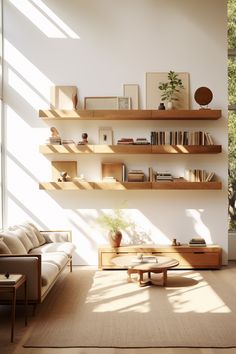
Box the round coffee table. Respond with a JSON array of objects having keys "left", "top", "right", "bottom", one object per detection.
[{"left": 112, "top": 255, "right": 179, "bottom": 287}]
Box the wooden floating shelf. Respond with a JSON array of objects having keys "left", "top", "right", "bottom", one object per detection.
[
  {"left": 39, "top": 109, "right": 222, "bottom": 120},
  {"left": 39, "top": 144, "right": 222, "bottom": 154},
  {"left": 39, "top": 180, "right": 222, "bottom": 190}
]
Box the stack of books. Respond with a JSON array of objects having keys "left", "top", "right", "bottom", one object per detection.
[
  {"left": 48, "top": 137, "right": 61, "bottom": 145},
  {"left": 134, "top": 138, "right": 150, "bottom": 145},
  {"left": 156, "top": 172, "right": 173, "bottom": 181},
  {"left": 62, "top": 139, "right": 75, "bottom": 144},
  {"left": 128, "top": 170, "right": 145, "bottom": 182},
  {"left": 189, "top": 237, "right": 206, "bottom": 247},
  {"left": 117, "top": 138, "right": 134, "bottom": 145}
]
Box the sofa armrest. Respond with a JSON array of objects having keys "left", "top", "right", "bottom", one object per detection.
[
  {"left": 0, "top": 254, "right": 41, "bottom": 302},
  {"left": 40, "top": 230, "right": 72, "bottom": 243}
]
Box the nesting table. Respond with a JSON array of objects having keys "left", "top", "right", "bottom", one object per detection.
[
  {"left": 112, "top": 255, "right": 179, "bottom": 287},
  {"left": 0, "top": 274, "right": 28, "bottom": 342}
]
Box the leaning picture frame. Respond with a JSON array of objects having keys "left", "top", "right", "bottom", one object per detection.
[
  {"left": 84, "top": 96, "right": 118, "bottom": 110},
  {"left": 99, "top": 127, "right": 113, "bottom": 145},
  {"left": 123, "top": 84, "right": 139, "bottom": 109}
]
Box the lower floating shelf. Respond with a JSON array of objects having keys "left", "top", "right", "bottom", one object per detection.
[{"left": 39, "top": 180, "right": 222, "bottom": 190}]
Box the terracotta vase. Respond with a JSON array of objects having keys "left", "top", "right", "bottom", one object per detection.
[{"left": 108, "top": 230, "right": 122, "bottom": 247}]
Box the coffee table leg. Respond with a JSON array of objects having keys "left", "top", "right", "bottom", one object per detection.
[
  {"left": 163, "top": 270, "right": 167, "bottom": 286},
  {"left": 139, "top": 271, "right": 143, "bottom": 286},
  {"left": 24, "top": 280, "right": 28, "bottom": 326},
  {"left": 11, "top": 288, "right": 16, "bottom": 342}
]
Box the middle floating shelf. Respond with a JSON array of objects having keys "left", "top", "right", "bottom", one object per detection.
[
  {"left": 39, "top": 144, "right": 222, "bottom": 155},
  {"left": 39, "top": 180, "right": 222, "bottom": 191}
]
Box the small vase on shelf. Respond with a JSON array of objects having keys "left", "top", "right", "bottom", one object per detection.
[
  {"left": 158, "top": 102, "right": 166, "bottom": 110},
  {"left": 167, "top": 101, "right": 173, "bottom": 110}
]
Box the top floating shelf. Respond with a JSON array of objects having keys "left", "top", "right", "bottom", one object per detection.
[{"left": 39, "top": 109, "right": 222, "bottom": 121}]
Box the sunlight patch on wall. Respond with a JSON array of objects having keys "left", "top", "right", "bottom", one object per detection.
[
  {"left": 31, "top": 0, "right": 80, "bottom": 38},
  {"left": 9, "top": 0, "right": 67, "bottom": 38},
  {"left": 185, "top": 209, "right": 212, "bottom": 243},
  {"left": 4, "top": 40, "right": 52, "bottom": 105}
]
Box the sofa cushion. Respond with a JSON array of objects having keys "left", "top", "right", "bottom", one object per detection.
[
  {"left": 12, "top": 223, "right": 41, "bottom": 248},
  {"left": 0, "top": 239, "right": 11, "bottom": 254},
  {"left": 27, "top": 223, "right": 46, "bottom": 246},
  {"left": 41, "top": 262, "right": 59, "bottom": 286},
  {"left": 3, "top": 228, "right": 33, "bottom": 252},
  {"left": 29, "top": 242, "right": 75, "bottom": 257},
  {"left": 41, "top": 252, "right": 68, "bottom": 270},
  {"left": 0, "top": 232, "right": 27, "bottom": 254}
]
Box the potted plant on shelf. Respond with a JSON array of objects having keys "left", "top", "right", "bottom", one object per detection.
[
  {"left": 158, "top": 70, "right": 184, "bottom": 110},
  {"left": 97, "top": 208, "right": 130, "bottom": 247}
]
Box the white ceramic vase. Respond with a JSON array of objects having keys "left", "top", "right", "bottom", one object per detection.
[{"left": 167, "top": 101, "right": 173, "bottom": 110}]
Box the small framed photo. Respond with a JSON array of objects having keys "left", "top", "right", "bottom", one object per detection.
[
  {"left": 99, "top": 127, "right": 113, "bottom": 145},
  {"left": 117, "top": 96, "right": 131, "bottom": 110}
]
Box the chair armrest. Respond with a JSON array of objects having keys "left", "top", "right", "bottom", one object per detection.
[
  {"left": 40, "top": 230, "right": 72, "bottom": 243},
  {"left": 0, "top": 254, "right": 41, "bottom": 302}
]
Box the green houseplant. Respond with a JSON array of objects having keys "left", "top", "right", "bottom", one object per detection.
[
  {"left": 158, "top": 71, "right": 184, "bottom": 109},
  {"left": 97, "top": 208, "right": 130, "bottom": 247}
]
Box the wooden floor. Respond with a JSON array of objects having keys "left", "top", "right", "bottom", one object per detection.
[{"left": 1, "top": 263, "right": 236, "bottom": 354}]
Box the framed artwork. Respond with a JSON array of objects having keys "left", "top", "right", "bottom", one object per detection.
[
  {"left": 146, "top": 72, "right": 190, "bottom": 109},
  {"left": 84, "top": 97, "right": 117, "bottom": 110},
  {"left": 50, "top": 86, "right": 77, "bottom": 109},
  {"left": 117, "top": 96, "right": 131, "bottom": 110},
  {"left": 99, "top": 127, "right": 113, "bottom": 145},
  {"left": 123, "top": 84, "right": 139, "bottom": 109}
]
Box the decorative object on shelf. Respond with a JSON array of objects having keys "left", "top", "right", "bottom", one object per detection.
[
  {"left": 52, "top": 161, "right": 77, "bottom": 182},
  {"left": 72, "top": 93, "right": 78, "bottom": 109},
  {"left": 50, "top": 86, "right": 77, "bottom": 109},
  {"left": 117, "top": 96, "right": 131, "bottom": 110},
  {"left": 194, "top": 87, "right": 213, "bottom": 108},
  {"left": 158, "top": 102, "right": 166, "bottom": 110},
  {"left": 97, "top": 208, "right": 130, "bottom": 247},
  {"left": 78, "top": 133, "right": 88, "bottom": 145},
  {"left": 123, "top": 84, "right": 139, "bottom": 109},
  {"left": 58, "top": 171, "right": 68, "bottom": 182},
  {"left": 146, "top": 72, "right": 189, "bottom": 109},
  {"left": 49, "top": 127, "right": 61, "bottom": 144},
  {"left": 99, "top": 127, "right": 113, "bottom": 145},
  {"left": 158, "top": 71, "right": 184, "bottom": 110}
]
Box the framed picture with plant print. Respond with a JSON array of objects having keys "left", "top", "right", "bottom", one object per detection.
[
  {"left": 99, "top": 127, "right": 113, "bottom": 145},
  {"left": 117, "top": 96, "right": 131, "bottom": 110}
]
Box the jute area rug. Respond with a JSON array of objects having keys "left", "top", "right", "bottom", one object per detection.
[{"left": 24, "top": 266, "right": 236, "bottom": 348}]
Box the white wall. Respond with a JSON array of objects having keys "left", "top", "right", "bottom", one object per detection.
[{"left": 4, "top": 0, "right": 228, "bottom": 264}]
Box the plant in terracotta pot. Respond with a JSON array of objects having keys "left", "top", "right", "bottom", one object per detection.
[
  {"left": 158, "top": 71, "right": 184, "bottom": 110},
  {"left": 97, "top": 208, "right": 130, "bottom": 247}
]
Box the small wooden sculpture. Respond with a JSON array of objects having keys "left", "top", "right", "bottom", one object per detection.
[
  {"left": 58, "top": 171, "right": 68, "bottom": 182},
  {"left": 78, "top": 133, "right": 88, "bottom": 145},
  {"left": 50, "top": 127, "right": 60, "bottom": 138}
]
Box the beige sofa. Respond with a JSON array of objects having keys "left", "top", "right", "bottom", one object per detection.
[{"left": 0, "top": 222, "right": 75, "bottom": 305}]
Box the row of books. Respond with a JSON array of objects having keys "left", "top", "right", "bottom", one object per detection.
[
  {"left": 150, "top": 131, "right": 214, "bottom": 145},
  {"left": 185, "top": 169, "right": 215, "bottom": 182}
]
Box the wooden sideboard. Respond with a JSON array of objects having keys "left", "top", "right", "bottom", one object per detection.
[{"left": 98, "top": 244, "right": 222, "bottom": 270}]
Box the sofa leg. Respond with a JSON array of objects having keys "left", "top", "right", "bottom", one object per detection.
[{"left": 70, "top": 259, "right": 72, "bottom": 272}]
